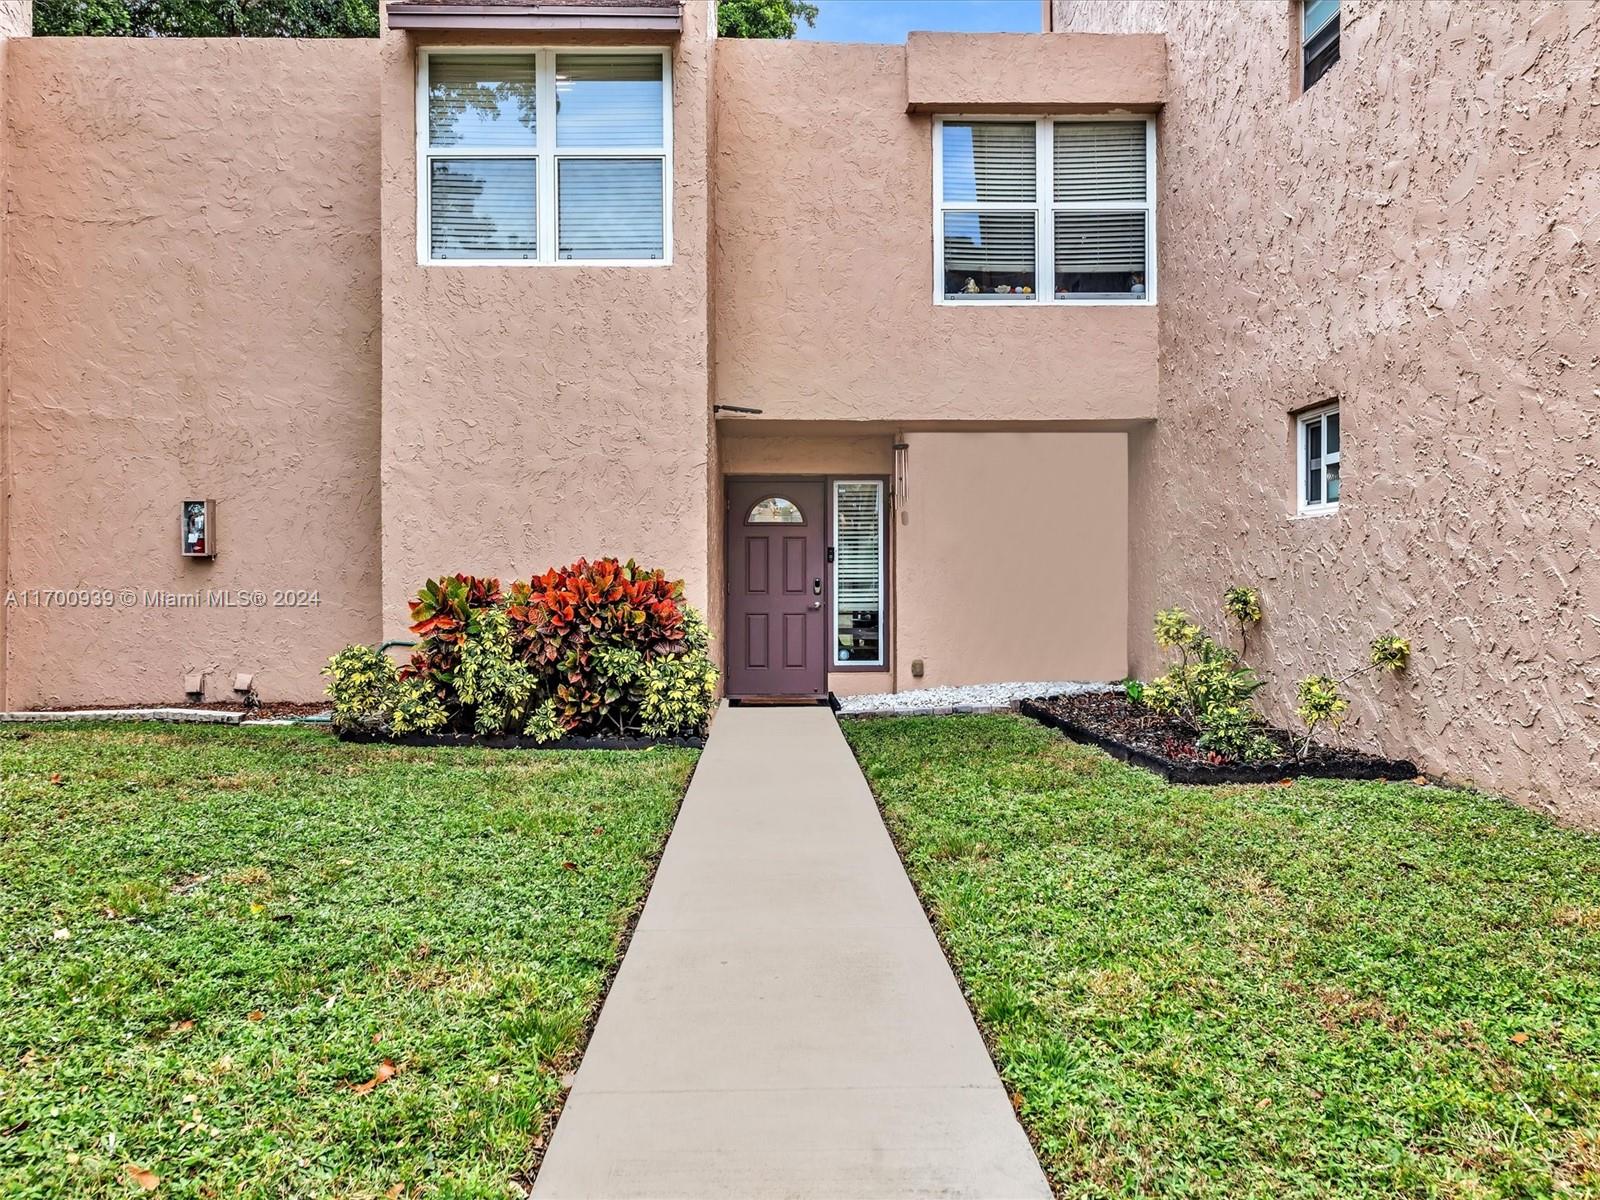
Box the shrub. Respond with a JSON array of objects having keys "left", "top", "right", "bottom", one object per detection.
[
  {"left": 1294, "top": 674, "right": 1349, "bottom": 755},
  {"left": 1123, "top": 678, "right": 1146, "bottom": 706},
  {"left": 404, "top": 574, "right": 504, "bottom": 689},
  {"left": 328, "top": 558, "right": 717, "bottom": 743},
  {"left": 508, "top": 558, "right": 688, "bottom": 732},
  {"left": 455, "top": 608, "right": 538, "bottom": 736},
  {"left": 1196, "top": 702, "right": 1278, "bottom": 763},
  {"left": 638, "top": 649, "right": 719, "bottom": 738},
  {"left": 1144, "top": 612, "right": 1263, "bottom": 729},
  {"left": 323, "top": 645, "right": 397, "bottom": 735}
]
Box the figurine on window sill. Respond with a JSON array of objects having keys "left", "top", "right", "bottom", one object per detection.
[{"left": 962, "top": 276, "right": 980, "bottom": 293}]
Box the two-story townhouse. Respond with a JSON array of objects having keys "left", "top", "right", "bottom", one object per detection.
[{"left": 0, "top": 0, "right": 1594, "bottom": 823}]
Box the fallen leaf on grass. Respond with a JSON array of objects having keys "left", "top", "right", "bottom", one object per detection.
[
  {"left": 1009, "top": 1091, "right": 1024, "bottom": 1114},
  {"left": 246, "top": 1010, "right": 264, "bottom": 1022},
  {"left": 124, "top": 1164, "right": 159, "bottom": 1191},
  {"left": 170, "top": 1020, "right": 195, "bottom": 1034},
  {"left": 561, "top": 861, "right": 578, "bottom": 871},
  {"left": 52, "top": 928, "right": 70, "bottom": 941},
  {"left": 386, "top": 1186, "right": 404, "bottom": 1199},
  {"left": 351, "top": 1060, "right": 397, "bottom": 1095},
  {"left": 49, "top": 773, "right": 63, "bottom": 786},
  {"left": 1510, "top": 1032, "right": 1530, "bottom": 1045}
]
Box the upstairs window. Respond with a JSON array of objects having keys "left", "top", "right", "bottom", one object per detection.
[
  {"left": 1297, "top": 404, "right": 1340, "bottom": 514},
  {"left": 934, "top": 117, "right": 1154, "bottom": 305},
  {"left": 1301, "top": 0, "right": 1340, "bottom": 91},
  {"left": 420, "top": 49, "right": 671, "bottom": 265}
]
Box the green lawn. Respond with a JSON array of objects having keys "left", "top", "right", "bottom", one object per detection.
[
  {"left": 843, "top": 714, "right": 1600, "bottom": 1199},
  {"left": 0, "top": 723, "right": 696, "bottom": 1200}
]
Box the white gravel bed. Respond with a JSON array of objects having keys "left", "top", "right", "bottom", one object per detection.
[
  {"left": 0, "top": 707, "right": 243, "bottom": 725},
  {"left": 836, "top": 680, "right": 1114, "bottom": 717}
]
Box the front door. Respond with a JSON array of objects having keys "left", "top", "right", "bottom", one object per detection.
[{"left": 726, "top": 478, "right": 828, "bottom": 699}]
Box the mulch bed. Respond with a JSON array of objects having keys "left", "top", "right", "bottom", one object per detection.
[
  {"left": 1018, "top": 692, "right": 1417, "bottom": 785},
  {"left": 26, "top": 700, "right": 330, "bottom": 719},
  {"left": 333, "top": 730, "right": 705, "bottom": 751}
]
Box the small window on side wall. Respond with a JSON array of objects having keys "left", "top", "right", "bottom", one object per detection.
[
  {"left": 1297, "top": 404, "right": 1340, "bottom": 514},
  {"left": 1301, "top": 0, "right": 1340, "bottom": 91}
]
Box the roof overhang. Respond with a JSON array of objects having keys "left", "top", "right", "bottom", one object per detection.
[{"left": 386, "top": 3, "right": 681, "bottom": 32}]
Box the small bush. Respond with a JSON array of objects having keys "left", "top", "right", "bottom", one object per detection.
[
  {"left": 327, "top": 558, "right": 717, "bottom": 742},
  {"left": 1196, "top": 703, "right": 1278, "bottom": 763},
  {"left": 323, "top": 645, "right": 397, "bottom": 735},
  {"left": 1294, "top": 674, "right": 1349, "bottom": 755},
  {"left": 1123, "top": 678, "right": 1146, "bottom": 706},
  {"left": 638, "top": 650, "right": 719, "bottom": 738}
]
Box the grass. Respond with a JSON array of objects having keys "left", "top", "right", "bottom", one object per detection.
[
  {"left": 0, "top": 723, "right": 697, "bottom": 1200},
  {"left": 842, "top": 713, "right": 1600, "bottom": 1200}
]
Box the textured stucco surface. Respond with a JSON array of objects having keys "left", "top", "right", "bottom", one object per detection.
[
  {"left": 379, "top": 8, "right": 714, "bottom": 638},
  {"left": 1051, "top": 0, "right": 1166, "bottom": 35},
  {"left": 1058, "top": 0, "right": 1600, "bottom": 824},
  {"left": 0, "top": 2, "right": 27, "bottom": 704},
  {"left": 4, "top": 37, "right": 382, "bottom": 706},
  {"left": 896, "top": 431, "right": 1128, "bottom": 690},
  {"left": 905, "top": 30, "right": 1164, "bottom": 113},
  {"left": 712, "top": 38, "right": 1158, "bottom": 426}
]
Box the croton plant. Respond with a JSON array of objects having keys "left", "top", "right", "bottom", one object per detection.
[{"left": 325, "top": 558, "right": 717, "bottom": 742}]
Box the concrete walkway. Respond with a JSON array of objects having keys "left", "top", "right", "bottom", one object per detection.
[{"left": 532, "top": 705, "right": 1051, "bottom": 1199}]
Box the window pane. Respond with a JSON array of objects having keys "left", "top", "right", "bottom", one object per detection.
[
  {"left": 940, "top": 121, "right": 1036, "bottom": 203},
  {"left": 557, "top": 158, "right": 664, "bottom": 260},
  {"left": 1053, "top": 121, "right": 1146, "bottom": 203},
  {"left": 1305, "top": 419, "right": 1323, "bottom": 505},
  {"left": 1326, "top": 459, "right": 1341, "bottom": 503},
  {"left": 943, "top": 211, "right": 1036, "bottom": 298},
  {"left": 556, "top": 54, "right": 664, "bottom": 148},
  {"left": 834, "top": 482, "right": 882, "bottom": 665},
  {"left": 430, "top": 158, "right": 537, "bottom": 260},
  {"left": 747, "top": 497, "right": 803, "bottom": 524},
  {"left": 1303, "top": 0, "right": 1338, "bottom": 39},
  {"left": 1054, "top": 211, "right": 1146, "bottom": 298},
  {"left": 428, "top": 54, "right": 537, "bottom": 148},
  {"left": 1326, "top": 410, "right": 1340, "bottom": 454}
]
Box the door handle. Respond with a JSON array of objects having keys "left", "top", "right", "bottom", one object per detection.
[{"left": 809, "top": 601, "right": 822, "bottom": 610}]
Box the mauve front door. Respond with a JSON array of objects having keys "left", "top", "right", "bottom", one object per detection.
[{"left": 726, "top": 478, "right": 828, "bottom": 699}]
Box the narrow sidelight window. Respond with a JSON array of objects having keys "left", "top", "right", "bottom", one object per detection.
[
  {"left": 1301, "top": 0, "right": 1340, "bottom": 91},
  {"left": 419, "top": 49, "right": 671, "bottom": 265},
  {"left": 1297, "top": 404, "right": 1340, "bottom": 513},
  {"left": 832, "top": 481, "right": 884, "bottom": 666},
  {"left": 934, "top": 117, "right": 1154, "bottom": 305}
]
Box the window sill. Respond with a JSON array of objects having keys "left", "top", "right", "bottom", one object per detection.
[
  {"left": 420, "top": 258, "right": 674, "bottom": 268},
  {"left": 935, "top": 297, "right": 1156, "bottom": 308},
  {"left": 1290, "top": 504, "right": 1340, "bottom": 520}
]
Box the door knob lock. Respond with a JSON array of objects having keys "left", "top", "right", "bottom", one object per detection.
[{"left": 812, "top": 577, "right": 822, "bottom": 595}]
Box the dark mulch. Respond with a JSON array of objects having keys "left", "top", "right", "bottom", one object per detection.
[
  {"left": 334, "top": 729, "right": 705, "bottom": 751},
  {"left": 1019, "top": 692, "right": 1417, "bottom": 785}
]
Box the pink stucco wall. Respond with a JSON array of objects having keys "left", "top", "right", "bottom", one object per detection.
[
  {"left": 1058, "top": 0, "right": 1600, "bottom": 825},
  {"left": 377, "top": 8, "right": 715, "bottom": 639},
  {"left": 0, "top": 2, "right": 28, "bottom": 705},
  {"left": 895, "top": 431, "right": 1128, "bottom": 689},
  {"left": 712, "top": 37, "right": 1158, "bottom": 426},
  {"left": 3, "top": 37, "right": 382, "bottom": 706},
  {"left": 905, "top": 30, "right": 1164, "bottom": 113}
]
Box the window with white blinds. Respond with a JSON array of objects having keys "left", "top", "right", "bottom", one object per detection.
[
  {"left": 832, "top": 481, "right": 884, "bottom": 667},
  {"left": 420, "top": 49, "right": 670, "bottom": 265},
  {"left": 935, "top": 117, "right": 1154, "bottom": 304}
]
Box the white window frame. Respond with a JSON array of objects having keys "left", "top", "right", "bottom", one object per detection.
[
  {"left": 1296, "top": 403, "right": 1341, "bottom": 516},
  {"left": 416, "top": 47, "right": 673, "bottom": 267},
  {"left": 932, "top": 114, "right": 1156, "bottom": 307},
  {"left": 831, "top": 479, "right": 886, "bottom": 669}
]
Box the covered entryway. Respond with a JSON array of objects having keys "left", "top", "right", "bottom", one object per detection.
[{"left": 725, "top": 478, "right": 828, "bottom": 700}]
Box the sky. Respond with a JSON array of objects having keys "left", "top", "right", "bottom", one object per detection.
[{"left": 797, "top": 0, "right": 1042, "bottom": 43}]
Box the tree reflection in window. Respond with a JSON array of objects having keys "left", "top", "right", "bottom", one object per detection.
[{"left": 746, "top": 497, "right": 804, "bottom": 524}]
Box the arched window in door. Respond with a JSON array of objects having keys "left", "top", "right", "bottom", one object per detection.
[{"left": 745, "top": 496, "right": 805, "bottom": 524}]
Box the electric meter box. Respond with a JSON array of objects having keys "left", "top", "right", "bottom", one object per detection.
[{"left": 181, "top": 499, "right": 216, "bottom": 558}]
